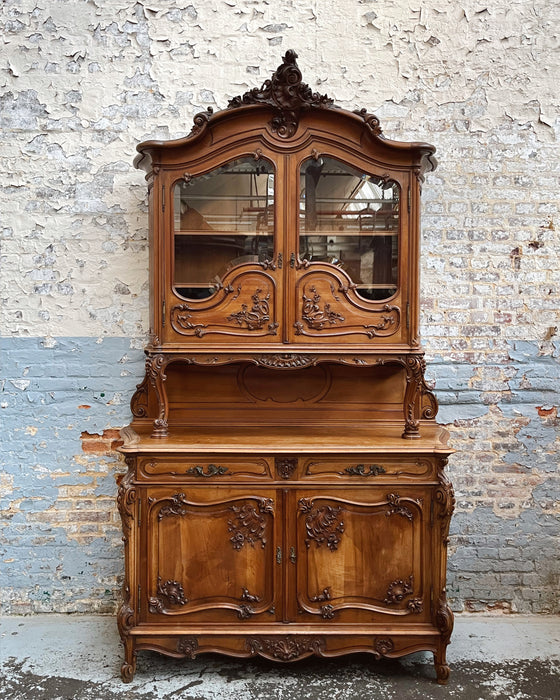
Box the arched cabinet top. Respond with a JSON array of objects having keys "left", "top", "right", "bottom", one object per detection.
[{"left": 134, "top": 50, "right": 437, "bottom": 177}]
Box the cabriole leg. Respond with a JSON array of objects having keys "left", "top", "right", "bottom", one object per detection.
[
  {"left": 434, "top": 646, "right": 450, "bottom": 685},
  {"left": 121, "top": 639, "right": 137, "bottom": 683}
]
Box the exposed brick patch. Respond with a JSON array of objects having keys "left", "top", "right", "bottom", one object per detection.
[{"left": 81, "top": 430, "right": 123, "bottom": 454}]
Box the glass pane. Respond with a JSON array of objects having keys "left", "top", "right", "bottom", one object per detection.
[
  {"left": 174, "top": 158, "right": 274, "bottom": 300},
  {"left": 299, "top": 157, "right": 399, "bottom": 301}
]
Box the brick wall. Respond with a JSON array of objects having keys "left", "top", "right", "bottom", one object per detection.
[{"left": 1, "top": 0, "right": 558, "bottom": 614}]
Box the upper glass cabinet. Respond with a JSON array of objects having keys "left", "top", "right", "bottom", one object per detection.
[
  {"left": 173, "top": 157, "right": 275, "bottom": 300},
  {"left": 299, "top": 157, "right": 399, "bottom": 302}
]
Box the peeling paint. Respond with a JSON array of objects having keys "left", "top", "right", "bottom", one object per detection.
[{"left": 1, "top": 2, "right": 559, "bottom": 616}]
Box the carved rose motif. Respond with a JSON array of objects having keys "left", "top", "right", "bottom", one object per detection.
[
  {"left": 275, "top": 457, "right": 297, "bottom": 480},
  {"left": 149, "top": 576, "right": 188, "bottom": 613},
  {"left": 374, "top": 638, "right": 394, "bottom": 656},
  {"left": 384, "top": 575, "right": 414, "bottom": 605},
  {"left": 177, "top": 637, "right": 199, "bottom": 658}
]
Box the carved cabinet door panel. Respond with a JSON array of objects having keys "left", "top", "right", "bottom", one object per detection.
[
  {"left": 287, "top": 489, "right": 430, "bottom": 623},
  {"left": 287, "top": 153, "right": 408, "bottom": 345},
  {"left": 163, "top": 152, "right": 284, "bottom": 345},
  {"left": 141, "top": 487, "right": 281, "bottom": 622}
]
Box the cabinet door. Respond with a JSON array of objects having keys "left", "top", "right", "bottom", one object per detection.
[
  {"left": 288, "top": 489, "right": 430, "bottom": 623},
  {"left": 141, "top": 487, "right": 281, "bottom": 622},
  {"left": 164, "top": 153, "right": 283, "bottom": 344},
  {"left": 288, "top": 154, "right": 408, "bottom": 345}
]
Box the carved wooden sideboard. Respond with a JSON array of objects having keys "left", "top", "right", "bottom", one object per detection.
[{"left": 117, "top": 51, "right": 454, "bottom": 684}]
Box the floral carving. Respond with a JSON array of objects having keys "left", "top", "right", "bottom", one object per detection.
[
  {"left": 275, "top": 457, "right": 297, "bottom": 480},
  {"left": 255, "top": 354, "right": 318, "bottom": 369},
  {"left": 157, "top": 493, "right": 189, "bottom": 520},
  {"left": 385, "top": 493, "right": 416, "bottom": 521},
  {"left": 374, "top": 638, "right": 394, "bottom": 656},
  {"left": 176, "top": 637, "right": 199, "bottom": 658},
  {"left": 247, "top": 636, "right": 325, "bottom": 661},
  {"left": 186, "top": 464, "right": 229, "bottom": 478},
  {"left": 301, "top": 287, "right": 345, "bottom": 330},
  {"left": 228, "top": 50, "right": 333, "bottom": 138},
  {"left": 227, "top": 289, "right": 277, "bottom": 333},
  {"left": 343, "top": 463, "right": 386, "bottom": 477},
  {"left": 241, "top": 588, "right": 261, "bottom": 603},
  {"left": 384, "top": 575, "right": 414, "bottom": 605},
  {"left": 170, "top": 304, "right": 208, "bottom": 337},
  {"left": 310, "top": 587, "right": 331, "bottom": 603},
  {"left": 435, "top": 469, "right": 456, "bottom": 543},
  {"left": 298, "top": 498, "right": 345, "bottom": 551},
  {"left": 407, "top": 597, "right": 424, "bottom": 613},
  {"left": 149, "top": 576, "right": 188, "bottom": 613},
  {"left": 363, "top": 305, "right": 399, "bottom": 338},
  {"left": 228, "top": 499, "right": 274, "bottom": 550}
]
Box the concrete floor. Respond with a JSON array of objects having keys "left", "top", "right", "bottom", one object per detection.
[{"left": 1, "top": 615, "right": 559, "bottom": 699}]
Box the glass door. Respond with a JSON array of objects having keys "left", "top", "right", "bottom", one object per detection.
[
  {"left": 166, "top": 155, "right": 282, "bottom": 342},
  {"left": 290, "top": 155, "right": 404, "bottom": 343},
  {"left": 173, "top": 157, "right": 275, "bottom": 301}
]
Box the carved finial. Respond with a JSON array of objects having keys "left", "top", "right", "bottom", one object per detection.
[{"left": 227, "top": 50, "right": 334, "bottom": 138}]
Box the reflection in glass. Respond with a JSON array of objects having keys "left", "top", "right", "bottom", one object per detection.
[
  {"left": 300, "top": 157, "right": 399, "bottom": 301},
  {"left": 174, "top": 158, "right": 274, "bottom": 300}
]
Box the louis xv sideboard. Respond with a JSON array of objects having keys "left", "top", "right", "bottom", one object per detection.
[{"left": 117, "top": 50, "right": 455, "bottom": 684}]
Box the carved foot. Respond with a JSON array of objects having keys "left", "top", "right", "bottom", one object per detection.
[
  {"left": 434, "top": 651, "right": 450, "bottom": 685},
  {"left": 121, "top": 643, "right": 137, "bottom": 683},
  {"left": 121, "top": 660, "right": 135, "bottom": 683}
]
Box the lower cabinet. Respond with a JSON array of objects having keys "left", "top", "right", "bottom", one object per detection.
[{"left": 118, "top": 453, "right": 454, "bottom": 684}]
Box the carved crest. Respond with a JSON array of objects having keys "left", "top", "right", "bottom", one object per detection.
[{"left": 228, "top": 50, "right": 334, "bottom": 138}]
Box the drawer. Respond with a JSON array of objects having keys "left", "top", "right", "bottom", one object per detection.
[
  {"left": 136, "top": 455, "right": 272, "bottom": 481},
  {"left": 301, "top": 455, "right": 436, "bottom": 482}
]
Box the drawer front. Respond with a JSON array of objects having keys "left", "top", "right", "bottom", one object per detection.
[
  {"left": 301, "top": 455, "right": 436, "bottom": 482},
  {"left": 137, "top": 455, "right": 272, "bottom": 482}
]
